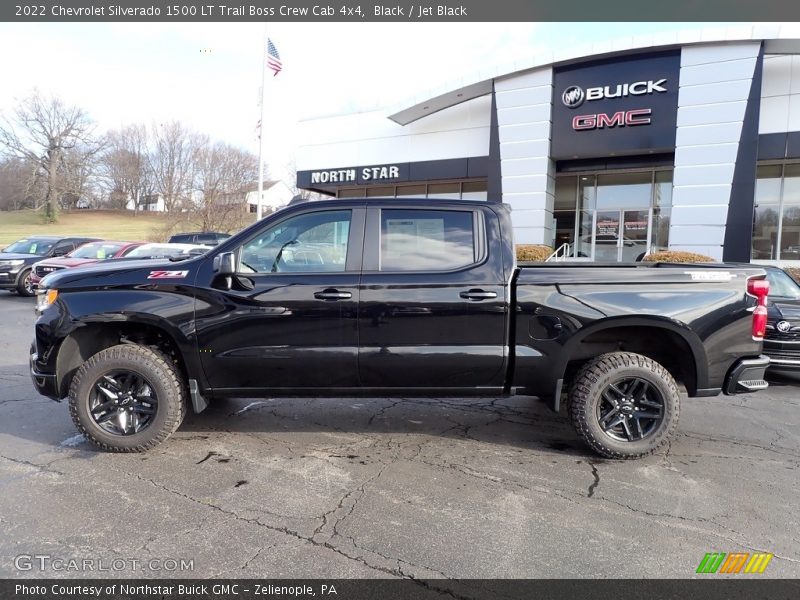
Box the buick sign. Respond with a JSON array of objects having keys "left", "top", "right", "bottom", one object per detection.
[
  {"left": 562, "top": 86, "right": 585, "bottom": 108},
  {"left": 561, "top": 79, "right": 668, "bottom": 109}
]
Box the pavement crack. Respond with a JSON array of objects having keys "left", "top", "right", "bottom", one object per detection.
[
  {"left": 367, "top": 399, "right": 404, "bottom": 426},
  {"left": 240, "top": 544, "right": 274, "bottom": 571},
  {"left": 0, "top": 454, "right": 64, "bottom": 476},
  {"left": 127, "top": 471, "right": 405, "bottom": 577},
  {"left": 587, "top": 461, "right": 600, "bottom": 498}
]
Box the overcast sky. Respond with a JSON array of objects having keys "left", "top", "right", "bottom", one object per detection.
[{"left": 0, "top": 21, "right": 763, "bottom": 181}]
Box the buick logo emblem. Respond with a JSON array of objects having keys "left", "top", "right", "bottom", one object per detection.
[
  {"left": 562, "top": 85, "right": 585, "bottom": 108},
  {"left": 777, "top": 320, "right": 792, "bottom": 333}
]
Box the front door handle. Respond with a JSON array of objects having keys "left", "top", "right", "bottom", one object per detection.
[
  {"left": 460, "top": 289, "right": 498, "bottom": 301},
  {"left": 314, "top": 289, "right": 352, "bottom": 301}
]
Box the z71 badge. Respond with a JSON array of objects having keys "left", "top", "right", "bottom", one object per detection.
[{"left": 147, "top": 270, "right": 189, "bottom": 279}]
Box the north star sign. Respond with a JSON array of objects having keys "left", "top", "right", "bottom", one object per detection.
[
  {"left": 551, "top": 51, "right": 680, "bottom": 159},
  {"left": 310, "top": 165, "right": 402, "bottom": 184}
]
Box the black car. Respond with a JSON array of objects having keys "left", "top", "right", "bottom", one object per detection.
[
  {"left": 763, "top": 266, "right": 800, "bottom": 373},
  {"left": 168, "top": 231, "right": 230, "bottom": 246},
  {"left": 0, "top": 236, "right": 101, "bottom": 297}
]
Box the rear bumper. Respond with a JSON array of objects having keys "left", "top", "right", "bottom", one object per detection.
[{"left": 723, "top": 355, "right": 770, "bottom": 395}]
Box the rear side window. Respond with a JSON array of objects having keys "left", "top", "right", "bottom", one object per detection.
[{"left": 379, "top": 209, "right": 477, "bottom": 272}]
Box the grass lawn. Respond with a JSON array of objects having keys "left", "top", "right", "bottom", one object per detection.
[{"left": 0, "top": 209, "right": 206, "bottom": 245}]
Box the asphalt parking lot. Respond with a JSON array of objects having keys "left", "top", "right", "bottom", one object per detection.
[{"left": 0, "top": 292, "right": 798, "bottom": 580}]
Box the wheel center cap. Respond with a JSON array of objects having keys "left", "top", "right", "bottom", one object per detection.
[{"left": 621, "top": 403, "right": 634, "bottom": 414}]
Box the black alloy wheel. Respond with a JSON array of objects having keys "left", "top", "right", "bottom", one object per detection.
[
  {"left": 88, "top": 370, "right": 158, "bottom": 435},
  {"left": 569, "top": 352, "right": 680, "bottom": 459},
  {"left": 596, "top": 376, "right": 665, "bottom": 442},
  {"left": 69, "top": 344, "right": 187, "bottom": 452}
]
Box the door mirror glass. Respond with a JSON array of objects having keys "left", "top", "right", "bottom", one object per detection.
[{"left": 213, "top": 251, "right": 236, "bottom": 275}]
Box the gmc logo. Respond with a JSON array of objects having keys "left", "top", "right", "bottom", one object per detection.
[{"left": 572, "top": 109, "right": 652, "bottom": 131}]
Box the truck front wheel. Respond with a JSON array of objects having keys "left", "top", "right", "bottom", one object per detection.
[
  {"left": 68, "top": 344, "right": 188, "bottom": 452},
  {"left": 568, "top": 352, "right": 680, "bottom": 459}
]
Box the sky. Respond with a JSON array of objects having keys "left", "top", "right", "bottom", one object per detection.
[{"left": 0, "top": 21, "right": 776, "bottom": 182}]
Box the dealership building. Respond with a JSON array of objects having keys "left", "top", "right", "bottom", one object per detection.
[{"left": 296, "top": 28, "right": 800, "bottom": 264}]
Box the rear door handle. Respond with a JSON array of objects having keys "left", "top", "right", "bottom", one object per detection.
[
  {"left": 314, "top": 289, "right": 352, "bottom": 301},
  {"left": 460, "top": 289, "right": 498, "bottom": 301}
]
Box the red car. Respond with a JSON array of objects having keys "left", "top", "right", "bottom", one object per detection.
[{"left": 31, "top": 241, "right": 144, "bottom": 287}]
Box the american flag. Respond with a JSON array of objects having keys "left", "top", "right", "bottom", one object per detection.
[{"left": 266, "top": 38, "right": 282, "bottom": 76}]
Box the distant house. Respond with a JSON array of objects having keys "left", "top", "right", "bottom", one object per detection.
[
  {"left": 244, "top": 180, "right": 294, "bottom": 214},
  {"left": 126, "top": 194, "right": 166, "bottom": 212}
]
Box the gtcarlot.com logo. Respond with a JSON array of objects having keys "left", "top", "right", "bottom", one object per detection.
[
  {"left": 696, "top": 552, "right": 773, "bottom": 574},
  {"left": 14, "top": 554, "right": 194, "bottom": 572}
]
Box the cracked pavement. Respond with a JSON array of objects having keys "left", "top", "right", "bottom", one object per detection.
[{"left": 1, "top": 294, "right": 798, "bottom": 579}]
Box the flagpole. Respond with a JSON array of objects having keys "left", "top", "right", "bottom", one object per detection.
[{"left": 256, "top": 27, "right": 268, "bottom": 221}]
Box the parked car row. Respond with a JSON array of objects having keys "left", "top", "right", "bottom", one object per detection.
[{"left": 0, "top": 234, "right": 220, "bottom": 297}]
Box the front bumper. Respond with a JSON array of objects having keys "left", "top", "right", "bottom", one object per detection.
[
  {"left": 0, "top": 270, "right": 21, "bottom": 289},
  {"left": 29, "top": 344, "right": 60, "bottom": 401},
  {"left": 763, "top": 340, "right": 800, "bottom": 371},
  {"left": 723, "top": 355, "right": 770, "bottom": 395}
]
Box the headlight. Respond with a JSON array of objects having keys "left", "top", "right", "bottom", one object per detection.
[
  {"left": 35, "top": 288, "right": 58, "bottom": 313},
  {"left": 0, "top": 259, "right": 24, "bottom": 267}
]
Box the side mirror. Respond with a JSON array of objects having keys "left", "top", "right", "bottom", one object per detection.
[{"left": 212, "top": 251, "right": 236, "bottom": 276}]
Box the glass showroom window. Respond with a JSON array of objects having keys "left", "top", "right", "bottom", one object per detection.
[
  {"left": 751, "top": 164, "right": 800, "bottom": 260},
  {"left": 553, "top": 169, "right": 672, "bottom": 260}
]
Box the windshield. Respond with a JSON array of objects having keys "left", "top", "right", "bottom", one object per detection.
[
  {"left": 126, "top": 245, "right": 186, "bottom": 259},
  {"left": 69, "top": 242, "right": 124, "bottom": 259},
  {"left": 766, "top": 269, "right": 800, "bottom": 300},
  {"left": 4, "top": 239, "right": 55, "bottom": 256}
]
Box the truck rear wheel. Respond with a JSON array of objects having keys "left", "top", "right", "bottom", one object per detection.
[
  {"left": 568, "top": 352, "right": 680, "bottom": 459},
  {"left": 68, "top": 344, "right": 187, "bottom": 452}
]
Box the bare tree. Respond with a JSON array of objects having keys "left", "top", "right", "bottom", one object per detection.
[
  {"left": 191, "top": 142, "right": 258, "bottom": 232},
  {"left": 286, "top": 159, "right": 325, "bottom": 200},
  {"left": 149, "top": 121, "right": 202, "bottom": 213},
  {"left": 59, "top": 143, "right": 104, "bottom": 210},
  {"left": 101, "top": 124, "right": 152, "bottom": 212},
  {"left": 0, "top": 90, "right": 100, "bottom": 221},
  {"left": 0, "top": 156, "right": 43, "bottom": 211}
]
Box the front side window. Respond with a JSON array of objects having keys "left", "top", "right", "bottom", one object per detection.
[
  {"left": 239, "top": 210, "right": 351, "bottom": 274},
  {"left": 379, "top": 209, "right": 476, "bottom": 272}
]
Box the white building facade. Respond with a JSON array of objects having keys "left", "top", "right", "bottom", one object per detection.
[{"left": 296, "top": 28, "right": 800, "bottom": 265}]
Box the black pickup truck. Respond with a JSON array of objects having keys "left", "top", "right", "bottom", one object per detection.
[{"left": 30, "top": 199, "right": 771, "bottom": 458}]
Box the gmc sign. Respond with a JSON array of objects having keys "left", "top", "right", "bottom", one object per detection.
[{"left": 573, "top": 109, "right": 652, "bottom": 130}]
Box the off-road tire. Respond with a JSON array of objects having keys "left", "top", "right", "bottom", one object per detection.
[
  {"left": 568, "top": 352, "right": 680, "bottom": 459},
  {"left": 16, "top": 268, "right": 34, "bottom": 297},
  {"left": 68, "top": 344, "right": 188, "bottom": 452}
]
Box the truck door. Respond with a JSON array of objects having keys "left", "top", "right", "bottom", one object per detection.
[
  {"left": 358, "top": 205, "right": 508, "bottom": 391},
  {"left": 195, "top": 207, "right": 365, "bottom": 393}
]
